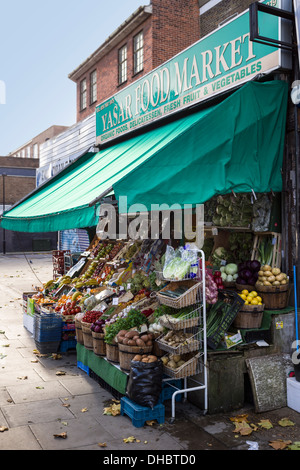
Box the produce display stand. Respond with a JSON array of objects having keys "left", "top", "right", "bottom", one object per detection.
[
  {"left": 154, "top": 249, "right": 208, "bottom": 422},
  {"left": 21, "top": 191, "right": 295, "bottom": 418}
]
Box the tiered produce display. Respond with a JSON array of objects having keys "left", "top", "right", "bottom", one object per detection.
[{"left": 22, "top": 192, "right": 290, "bottom": 414}]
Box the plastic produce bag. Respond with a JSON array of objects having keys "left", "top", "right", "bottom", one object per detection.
[
  {"left": 162, "top": 245, "right": 199, "bottom": 280},
  {"left": 126, "top": 360, "right": 163, "bottom": 408}
]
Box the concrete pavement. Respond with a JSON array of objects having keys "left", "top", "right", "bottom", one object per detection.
[{"left": 0, "top": 253, "right": 300, "bottom": 453}]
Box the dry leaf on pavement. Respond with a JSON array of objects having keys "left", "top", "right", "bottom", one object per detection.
[
  {"left": 278, "top": 418, "right": 295, "bottom": 427},
  {"left": 123, "top": 436, "right": 136, "bottom": 443},
  {"left": 258, "top": 419, "right": 273, "bottom": 430},
  {"left": 269, "top": 440, "right": 292, "bottom": 450},
  {"left": 53, "top": 432, "right": 67, "bottom": 439}
]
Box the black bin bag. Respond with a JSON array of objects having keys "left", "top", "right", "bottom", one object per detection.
[{"left": 126, "top": 359, "right": 163, "bottom": 409}]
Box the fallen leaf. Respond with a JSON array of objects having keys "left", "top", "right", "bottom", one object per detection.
[
  {"left": 103, "top": 403, "right": 121, "bottom": 416},
  {"left": 287, "top": 441, "right": 300, "bottom": 450},
  {"left": 31, "top": 360, "right": 38, "bottom": 363},
  {"left": 278, "top": 418, "right": 295, "bottom": 427},
  {"left": 230, "top": 414, "right": 249, "bottom": 423},
  {"left": 36, "top": 386, "right": 44, "bottom": 389},
  {"left": 51, "top": 353, "right": 62, "bottom": 360},
  {"left": 258, "top": 419, "right": 273, "bottom": 430},
  {"left": 98, "top": 442, "right": 107, "bottom": 447},
  {"left": 144, "top": 441, "right": 148, "bottom": 444},
  {"left": 17, "top": 376, "right": 28, "bottom": 380},
  {"left": 62, "top": 403, "right": 70, "bottom": 408},
  {"left": 0, "top": 426, "right": 8, "bottom": 432},
  {"left": 81, "top": 408, "right": 88, "bottom": 413},
  {"left": 269, "top": 440, "right": 292, "bottom": 450},
  {"left": 61, "top": 421, "right": 68, "bottom": 426},
  {"left": 2, "top": 344, "right": 10, "bottom": 347},
  {"left": 123, "top": 436, "right": 136, "bottom": 443},
  {"left": 232, "top": 421, "right": 253, "bottom": 436},
  {"left": 53, "top": 432, "right": 67, "bottom": 439},
  {"left": 56, "top": 371, "right": 66, "bottom": 376},
  {"left": 146, "top": 420, "right": 156, "bottom": 426}
]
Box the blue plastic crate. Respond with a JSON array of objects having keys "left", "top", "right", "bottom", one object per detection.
[
  {"left": 77, "top": 361, "right": 89, "bottom": 374},
  {"left": 121, "top": 397, "right": 165, "bottom": 428},
  {"left": 60, "top": 339, "right": 77, "bottom": 352},
  {"left": 159, "top": 379, "right": 183, "bottom": 403}
]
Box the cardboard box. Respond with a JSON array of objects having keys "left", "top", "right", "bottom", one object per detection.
[{"left": 287, "top": 376, "right": 300, "bottom": 413}]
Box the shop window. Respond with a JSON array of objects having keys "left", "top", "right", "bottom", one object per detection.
[
  {"left": 90, "top": 70, "right": 97, "bottom": 104},
  {"left": 133, "top": 31, "right": 144, "bottom": 75},
  {"left": 80, "top": 78, "right": 87, "bottom": 111},
  {"left": 118, "top": 44, "right": 127, "bottom": 85}
]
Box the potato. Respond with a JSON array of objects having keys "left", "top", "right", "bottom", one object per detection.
[
  {"left": 281, "top": 279, "right": 287, "bottom": 285},
  {"left": 263, "top": 265, "right": 272, "bottom": 271},
  {"left": 177, "top": 360, "right": 186, "bottom": 367},
  {"left": 148, "top": 357, "right": 157, "bottom": 363},
  {"left": 128, "top": 339, "right": 136, "bottom": 346},
  {"left": 272, "top": 268, "right": 281, "bottom": 275},
  {"left": 161, "top": 356, "right": 168, "bottom": 365},
  {"left": 263, "top": 281, "right": 271, "bottom": 286},
  {"left": 140, "top": 334, "right": 149, "bottom": 343},
  {"left": 261, "top": 276, "right": 267, "bottom": 282},
  {"left": 268, "top": 275, "right": 276, "bottom": 283},
  {"left": 264, "top": 271, "right": 272, "bottom": 277},
  {"left": 118, "top": 330, "right": 128, "bottom": 337},
  {"left": 258, "top": 270, "right": 264, "bottom": 277},
  {"left": 275, "top": 273, "right": 284, "bottom": 282},
  {"left": 136, "top": 338, "right": 146, "bottom": 347},
  {"left": 171, "top": 354, "right": 181, "bottom": 363},
  {"left": 146, "top": 340, "right": 152, "bottom": 346},
  {"left": 133, "top": 354, "right": 142, "bottom": 361},
  {"left": 141, "top": 357, "right": 149, "bottom": 362},
  {"left": 273, "top": 281, "right": 280, "bottom": 286},
  {"left": 125, "top": 330, "right": 139, "bottom": 338},
  {"left": 122, "top": 337, "right": 130, "bottom": 345},
  {"left": 167, "top": 360, "right": 177, "bottom": 369},
  {"left": 148, "top": 355, "right": 157, "bottom": 361}
]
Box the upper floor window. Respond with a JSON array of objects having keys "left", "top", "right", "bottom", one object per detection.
[
  {"left": 133, "top": 31, "right": 144, "bottom": 74},
  {"left": 80, "top": 78, "right": 87, "bottom": 111},
  {"left": 90, "top": 70, "right": 97, "bottom": 104},
  {"left": 118, "top": 44, "right": 127, "bottom": 85},
  {"left": 33, "top": 143, "right": 38, "bottom": 158},
  {"left": 26, "top": 146, "right": 31, "bottom": 158}
]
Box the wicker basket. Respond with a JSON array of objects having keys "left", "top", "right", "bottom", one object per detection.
[
  {"left": 158, "top": 308, "right": 200, "bottom": 330},
  {"left": 157, "top": 280, "right": 202, "bottom": 309},
  {"left": 118, "top": 343, "right": 153, "bottom": 372},
  {"left": 75, "top": 317, "right": 84, "bottom": 345},
  {"left": 163, "top": 353, "right": 201, "bottom": 379},
  {"left": 255, "top": 283, "right": 289, "bottom": 310},
  {"left": 106, "top": 342, "right": 119, "bottom": 363},
  {"left": 233, "top": 304, "right": 265, "bottom": 329},
  {"left": 156, "top": 331, "right": 200, "bottom": 355},
  {"left": 81, "top": 321, "right": 93, "bottom": 350},
  {"left": 92, "top": 331, "right": 106, "bottom": 356}
]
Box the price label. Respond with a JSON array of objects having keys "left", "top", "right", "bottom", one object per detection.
[
  {"left": 112, "top": 297, "right": 119, "bottom": 305},
  {"left": 127, "top": 283, "right": 131, "bottom": 290},
  {"left": 101, "top": 273, "right": 106, "bottom": 278}
]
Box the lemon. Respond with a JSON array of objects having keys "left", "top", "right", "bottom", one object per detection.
[
  {"left": 240, "top": 294, "right": 247, "bottom": 301},
  {"left": 246, "top": 295, "right": 253, "bottom": 302},
  {"left": 258, "top": 302, "right": 262, "bottom": 305},
  {"left": 242, "top": 290, "right": 249, "bottom": 296},
  {"left": 251, "top": 299, "right": 258, "bottom": 305},
  {"left": 250, "top": 291, "right": 258, "bottom": 297},
  {"left": 256, "top": 296, "right": 262, "bottom": 302},
  {"left": 245, "top": 300, "right": 249, "bottom": 305}
]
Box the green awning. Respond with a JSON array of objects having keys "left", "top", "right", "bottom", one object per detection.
[{"left": 0, "top": 80, "right": 288, "bottom": 233}]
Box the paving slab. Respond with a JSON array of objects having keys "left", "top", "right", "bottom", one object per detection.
[
  {"left": 0, "top": 367, "right": 42, "bottom": 387},
  {"left": 29, "top": 413, "right": 115, "bottom": 450},
  {"left": 1, "top": 397, "right": 75, "bottom": 427},
  {"left": 0, "top": 425, "right": 42, "bottom": 450},
  {"left": 58, "top": 376, "right": 105, "bottom": 396},
  {"left": 6, "top": 379, "right": 72, "bottom": 403}
]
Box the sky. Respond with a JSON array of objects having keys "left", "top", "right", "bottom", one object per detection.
[{"left": 0, "top": 0, "right": 146, "bottom": 155}]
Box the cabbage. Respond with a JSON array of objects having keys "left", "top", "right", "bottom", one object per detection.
[{"left": 224, "top": 263, "right": 238, "bottom": 275}]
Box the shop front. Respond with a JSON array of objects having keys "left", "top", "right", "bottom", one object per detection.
[{"left": 1, "top": 1, "right": 299, "bottom": 419}]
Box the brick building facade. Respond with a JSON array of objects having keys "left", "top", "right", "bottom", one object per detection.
[{"left": 68, "top": 0, "right": 201, "bottom": 123}]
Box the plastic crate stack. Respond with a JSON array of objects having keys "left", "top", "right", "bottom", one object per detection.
[
  {"left": 34, "top": 312, "right": 63, "bottom": 354},
  {"left": 60, "top": 321, "right": 77, "bottom": 352},
  {"left": 52, "top": 250, "right": 71, "bottom": 279}
]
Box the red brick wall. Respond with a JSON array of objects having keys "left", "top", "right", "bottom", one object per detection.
[
  {"left": 76, "top": 17, "right": 153, "bottom": 122},
  {"left": 75, "top": 0, "right": 201, "bottom": 122},
  {"left": 151, "top": 0, "right": 200, "bottom": 69},
  {"left": 200, "top": 0, "right": 254, "bottom": 38}
]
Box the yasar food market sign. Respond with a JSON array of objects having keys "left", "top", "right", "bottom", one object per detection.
[{"left": 96, "top": 0, "right": 291, "bottom": 145}]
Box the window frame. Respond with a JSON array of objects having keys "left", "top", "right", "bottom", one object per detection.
[
  {"left": 118, "top": 44, "right": 127, "bottom": 85},
  {"left": 90, "top": 69, "right": 97, "bottom": 105},
  {"left": 80, "top": 78, "right": 87, "bottom": 111},
  {"left": 133, "top": 30, "right": 144, "bottom": 75}
]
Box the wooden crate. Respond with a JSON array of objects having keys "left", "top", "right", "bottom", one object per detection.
[{"left": 251, "top": 232, "right": 282, "bottom": 268}]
